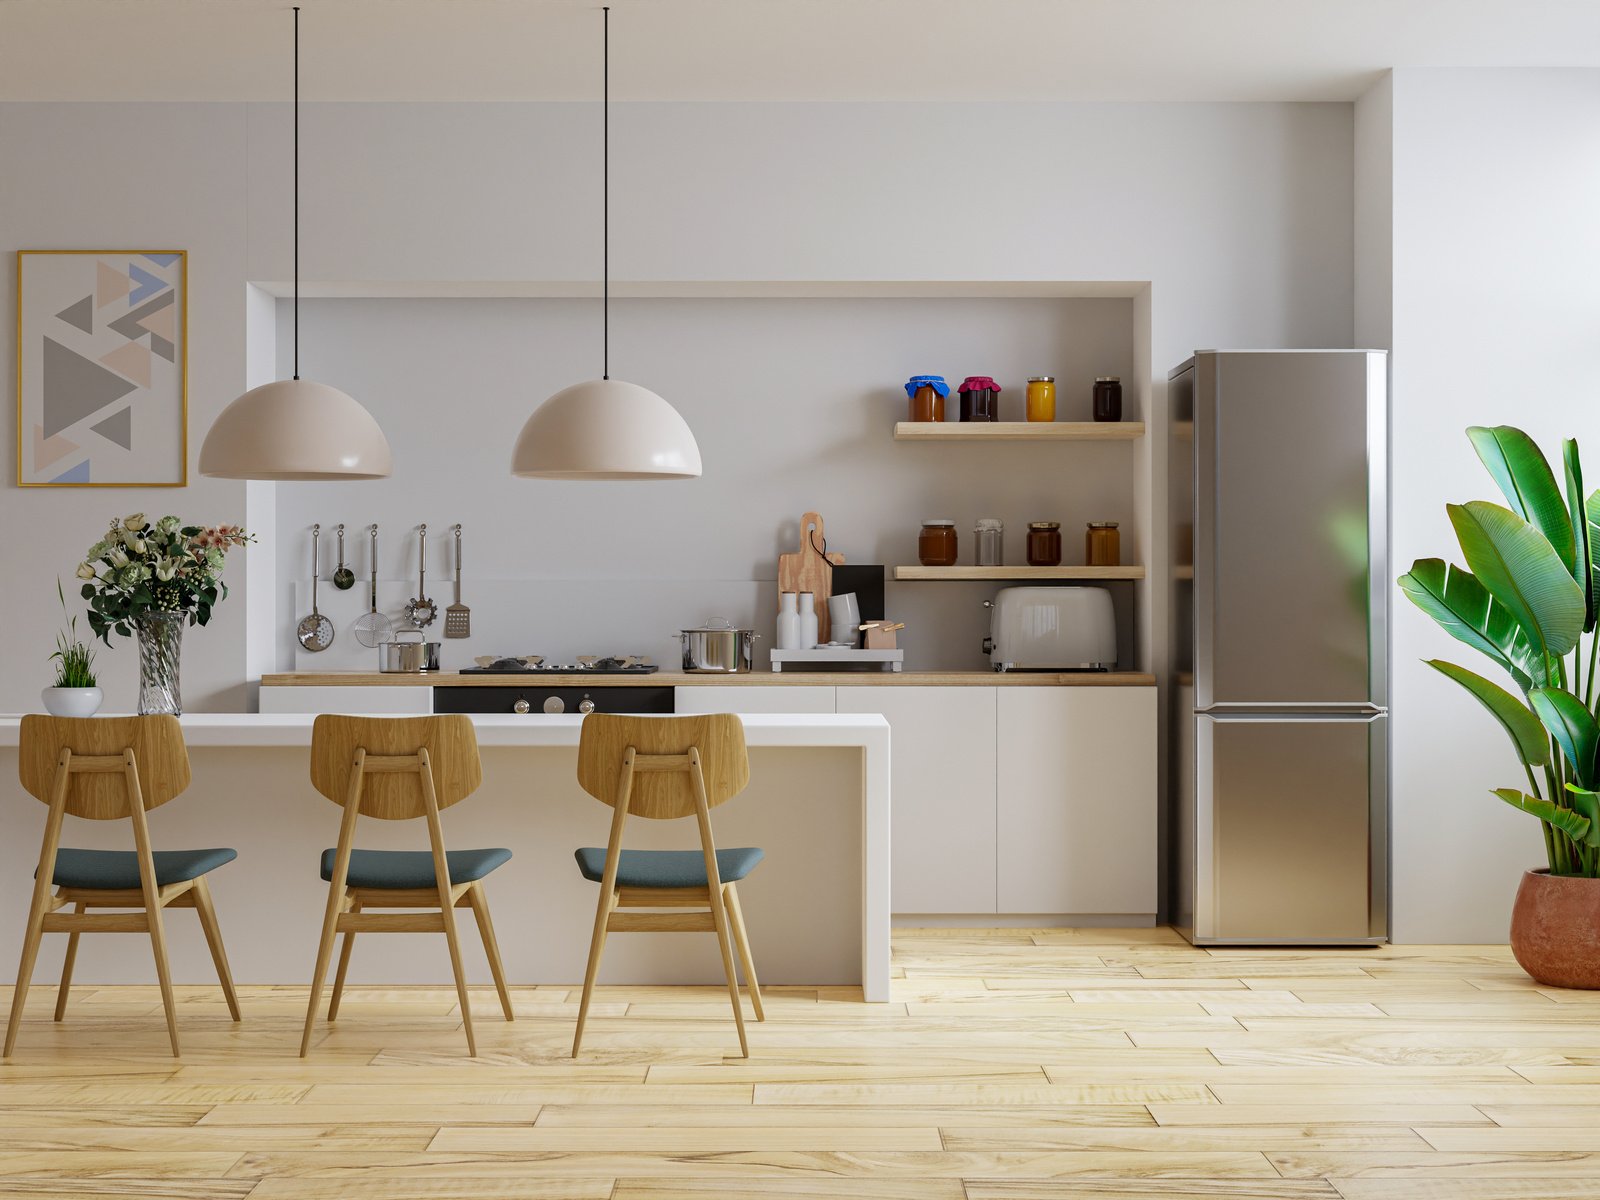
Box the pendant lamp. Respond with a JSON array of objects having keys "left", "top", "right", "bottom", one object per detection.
[
  {"left": 200, "top": 7, "right": 391, "bottom": 481},
  {"left": 512, "top": 6, "right": 701, "bottom": 480}
]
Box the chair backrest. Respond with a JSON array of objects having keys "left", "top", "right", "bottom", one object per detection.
[
  {"left": 577, "top": 713, "right": 748, "bottom": 819},
  {"left": 18, "top": 715, "right": 190, "bottom": 819},
  {"left": 310, "top": 714, "right": 481, "bottom": 819}
]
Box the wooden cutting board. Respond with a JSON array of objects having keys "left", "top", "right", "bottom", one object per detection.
[{"left": 778, "top": 511, "right": 845, "bottom": 643}]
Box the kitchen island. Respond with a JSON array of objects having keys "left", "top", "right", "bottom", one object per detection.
[{"left": 0, "top": 712, "right": 891, "bottom": 999}]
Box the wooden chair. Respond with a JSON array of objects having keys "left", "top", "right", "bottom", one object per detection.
[
  {"left": 301, "top": 714, "right": 513, "bottom": 1057},
  {"left": 5, "top": 715, "right": 240, "bottom": 1058},
  {"left": 572, "top": 713, "right": 765, "bottom": 1057}
]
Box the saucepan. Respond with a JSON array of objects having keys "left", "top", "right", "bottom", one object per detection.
[
  {"left": 378, "top": 629, "right": 442, "bottom": 673},
  {"left": 676, "top": 619, "right": 758, "bottom": 673}
]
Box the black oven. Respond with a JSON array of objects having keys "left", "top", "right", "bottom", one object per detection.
[{"left": 433, "top": 685, "right": 675, "bottom": 716}]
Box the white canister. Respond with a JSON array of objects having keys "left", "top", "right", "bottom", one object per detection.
[
  {"left": 776, "top": 592, "right": 802, "bottom": 650},
  {"left": 797, "top": 592, "right": 819, "bottom": 650}
]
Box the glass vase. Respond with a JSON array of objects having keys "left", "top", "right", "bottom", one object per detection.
[{"left": 135, "top": 611, "right": 185, "bottom": 716}]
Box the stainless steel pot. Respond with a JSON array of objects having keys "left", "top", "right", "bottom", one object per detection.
[
  {"left": 677, "top": 621, "right": 758, "bottom": 673},
  {"left": 378, "top": 630, "right": 442, "bottom": 673}
]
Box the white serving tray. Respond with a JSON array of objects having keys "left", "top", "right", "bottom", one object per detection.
[{"left": 770, "top": 648, "right": 905, "bottom": 672}]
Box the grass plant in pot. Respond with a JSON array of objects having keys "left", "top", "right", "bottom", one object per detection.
[
  {"left": 1401, "top": 426, "right": 1600, "bottom": 988},
  {"left": 41, "top": 580, "right": 100, "bottom": 719}
]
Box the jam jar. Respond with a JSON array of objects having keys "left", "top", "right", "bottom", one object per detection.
[
  {"left": 1085, "top": 520, "right": 1121, "bottom": 566},
  {"left": 1026, "top": 521, "right": 1062, "bottom": 566},
  {"left": 1092, "top": 376, "right": 1123, "bottom": 422},
  {"left": 905, "top": 374, "right": 949, "bottom": 422},
  {"left": 918, "top": 519, "right": 958, "bottom": 567},
  {"left": 1026, "top": 376, "right": 1057, "bottom": 422},
  {"left": 958, "top": 376, "right": 1001, "bottom": 422}
]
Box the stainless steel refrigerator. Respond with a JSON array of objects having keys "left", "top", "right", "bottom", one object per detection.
[{"left": 1169, "top": 350, "right": 1388, "bottom": 945}]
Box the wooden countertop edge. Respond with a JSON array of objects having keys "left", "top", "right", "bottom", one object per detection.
[{"left": 261, "top": 671, "right": 1158, "bottom": 688}]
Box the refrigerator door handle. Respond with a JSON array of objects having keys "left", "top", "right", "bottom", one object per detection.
[{"left": 1197, "top": 710, "right": 1386, "bottom": 724}]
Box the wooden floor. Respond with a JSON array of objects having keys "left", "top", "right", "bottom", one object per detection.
[{"left": 3, "top": 927, "right": 1600, "bottom": 1199}]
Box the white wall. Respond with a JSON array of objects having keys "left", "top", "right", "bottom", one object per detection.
[
  {"left": 274, "top": 294, "right": 1140, "bottom": 672},
  {"left": 1387, "top": 68, "right": 1600, "bottom": 941},
  {"left": 2, "top": 98, "right": 1354, "bottom": 714}
]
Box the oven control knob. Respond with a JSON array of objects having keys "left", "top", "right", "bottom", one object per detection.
[
  {"left": 512, "top": 698, "right": 530, "bottom": 714},
  {"left": 543, "top": 695, "right": 566, "bottom": 714},
  {"left": 578, "top": 696, "right": 596, "bottom": 715}
]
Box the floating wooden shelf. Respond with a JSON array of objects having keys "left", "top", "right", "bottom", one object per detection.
[
  {"left": 894, "top": 421, "right": 1144, "bottom": 442},
  {"left": 893, "top": 565, "right": 1147, "bottom": 581}
]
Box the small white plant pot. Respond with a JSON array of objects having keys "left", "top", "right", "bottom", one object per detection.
[{"left": 41, "top": 686, "right": 103, "bottom": 719}]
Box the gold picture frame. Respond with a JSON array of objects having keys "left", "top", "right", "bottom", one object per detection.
[{"left": 16, "top": 250, "right": 188, "bottom": 487}]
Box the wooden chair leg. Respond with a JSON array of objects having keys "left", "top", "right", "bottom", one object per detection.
[
  {"left": 723, "top": 883, "right": 764, "bottom": 1022},
  {"left": 191, "top": 878, "right": 241, "bottom": 1023},
  {"left": 300, "top": 886, "right": 346, "bottom": 1058},
  {"left": 3, "top": 895, "right": 50, "bottom": 1058},
  {"left": 53, "top": 902, "right": 85, "bottom": 1023},
  {"left": 467, "top": 884, "right": 514, "bottom": 1023},
  {"left": 144, "top": 903, "right": 181, "bottom": 1058},
  {"left": 706, "top": 881, "right": 750, "bottom": 1058},
  {"left": 572, "top": 888, "right": 615, "bottom": 1057},
  {"left": 439, "top": 898, "right": 477, "bottom": 1057},
  {"left": 328, "top": 899, "right": 360, "bottom": 1022}
]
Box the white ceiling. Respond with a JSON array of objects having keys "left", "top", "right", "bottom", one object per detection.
[{"left": 3, "top": 0, "right": 1599, "bottom": 103}]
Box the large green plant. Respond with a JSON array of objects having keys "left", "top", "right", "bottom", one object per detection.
[{"left": 1400, "top": 426, "right": 1600, "bottom": 878}]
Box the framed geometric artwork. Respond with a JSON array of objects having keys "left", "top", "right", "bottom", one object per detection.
[{"left": 16, "top": 250, "right": 187, "bottom": 486}]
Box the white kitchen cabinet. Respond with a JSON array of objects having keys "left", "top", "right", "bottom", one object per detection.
[
  {"left": 837, "top": 687, "right": 997, "bottom": 914},
  {"left": 996, "top": 687, "right": 1157, "bottom": 916},
  {"left": 674, "top": 686, "right": 836, "bottom": 714}
]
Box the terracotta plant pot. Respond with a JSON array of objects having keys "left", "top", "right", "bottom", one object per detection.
[{"left": 1509, "top": 869, "right": 1600, "bottom": 989}]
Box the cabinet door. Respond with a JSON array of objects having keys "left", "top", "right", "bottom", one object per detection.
[
  {"left": 674, "top": 686, "right": 835, "bottom": 714},
  {"left": 996, "top": 688, "right": 1157, "bottom": 916},
  {"left": 259, "top": 685, "right": 433, "bottom": 715},
  {"left": 837, "top": 687, "right": 997, "bottom": 914}
]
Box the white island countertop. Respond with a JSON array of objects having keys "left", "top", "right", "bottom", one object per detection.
[{"left": 0, "top": 711, "right": 892, "bottom": 1001}]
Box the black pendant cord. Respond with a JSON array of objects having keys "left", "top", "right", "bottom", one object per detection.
[
  {"left": 292, "top": 5, "right": 300, "bottom": 381},
  {"left": 598, "top": 4, "right": 601, "bottom": 380}
]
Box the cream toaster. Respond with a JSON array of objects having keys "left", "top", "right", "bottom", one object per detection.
[{"left": 983, "top": 586, "right": 1116, "bottom": 671}]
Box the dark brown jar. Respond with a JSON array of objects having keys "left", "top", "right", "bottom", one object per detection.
[
  {"left": 958, "top": 376, "right": 1001, "bottom": 422},
  {"left": 1092, "top": 376, "right": 1123, "bottom": 422},
  {"left": 1026, "top": 521, "right": 1062, "bottom": 567},
  {"left": 918, "top": 519, "right": 958, "bottom": 567}
]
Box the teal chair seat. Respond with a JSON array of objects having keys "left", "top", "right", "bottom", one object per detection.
[
  {"left": 575, "top": 846, "right": 764, "bottom": 890},
  {"left": 47, "top": 847, "right": 237, "bottom": 890},
  {"left": 321, "top": 847, "right": 511, "bottom": 890}
]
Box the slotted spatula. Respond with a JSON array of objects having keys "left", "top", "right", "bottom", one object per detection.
[{"left": 444, "top": 523, "right": 471, "bottom": 639}]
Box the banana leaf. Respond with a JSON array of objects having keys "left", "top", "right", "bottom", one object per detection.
[
  {"left": 1469, "top": 426, "right": 1576, "bottom": 571},
  {"left": 1428, "top": 660, "right": 1548, "bottom": 766},
  {"left": 1564, "top": 441, "right": 1595, "bottom": 630},
  {"left": 1586, "top": 488, "right": 1600, "bottom": 615},
  {"left": 1399, "top": 559, "right": 1542, "bottom": 691},
  {"left": 1530, "top": 687, "right": 1600, "bottom": 788},
  {"left": 1448, "top": 500, "right": 1584, "bottom": 665},
  {"left": 1566, "top": 786, "right": 1600, "bottom": 849},
  {"left": 1493, "top": 788, "right": 1593, "bottom": 843}
]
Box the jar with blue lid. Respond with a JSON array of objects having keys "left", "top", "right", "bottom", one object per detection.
[{"left": 905, "top": 374, "right": 949, "bottom": 422}]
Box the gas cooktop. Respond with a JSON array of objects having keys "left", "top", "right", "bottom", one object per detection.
[{"left": 461, "top": 655, "right": 659, "bottom": 676}]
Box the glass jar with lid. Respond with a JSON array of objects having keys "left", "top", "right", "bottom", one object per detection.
[
  {"left": 958, "top": 376, "right": 1001, "bottom": 422},
  {"left": 1026, "top": 521, "right": 1062, "bottom": 566},
  {"left": 1085, "top": 520, "right": 1121, "bottom": 566},
  {"left": 918, "top": 519, "right": 958, "bottom": 567},
  {"left": 974, "top": 518, "right": 1004, "bottom": 567},
  {"left": 1026, "top": 376, "right": 1057, "bottom": 422},
  {"left": 904, "top": 374, "right": 949, "bottom": 422},
  {"left": 1092, "top": 376, "right": 1123, "bottom": 422}
]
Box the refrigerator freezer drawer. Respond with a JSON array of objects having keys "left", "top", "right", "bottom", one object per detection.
[{"left": 1193, "top": 713, "right": 1386, "bottom": 944}]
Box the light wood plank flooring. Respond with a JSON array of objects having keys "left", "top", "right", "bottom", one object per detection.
[{"left": 4, "top": 927, "right": 1599, "bottom": 1199}]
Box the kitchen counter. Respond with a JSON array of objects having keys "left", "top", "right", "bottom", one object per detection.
[
  {"left": 263, "top": 670, "right": 1157, "bottom": 687},
  {"left": 0, "top": 713, "right": 890, "bottom": 999}
]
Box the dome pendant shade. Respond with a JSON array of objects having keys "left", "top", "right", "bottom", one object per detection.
[
  {"left": 199, "top": 379, "right": 393, "bottom": 481},
  {"left": 511, "top": 378, "right": 702, "bottom": 480}
]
